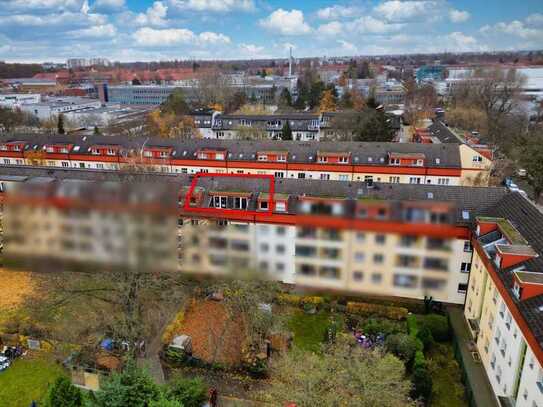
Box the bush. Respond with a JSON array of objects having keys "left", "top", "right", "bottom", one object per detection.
[
  {"left": 385, "top": 333, "right": 419, "bottom": 363},
  {"left": 346, "top": 302, "right": 408, "bottom": 320},
  {"left": 413, "top": 350, "right": 426, "bottom": 370},
  {"left": 419, "top": 314, "right": 449, "bottom": 342},
  {"left": 45, "top": 376, "right": 83, "bottom": 407},
  {"left": 411, "top": 367, "right": 433, "bottom": 401},
  {"left": 276, "top": 293, "right": 302, "bottom": 306},
  {"left": 416, "top": 326, "right": 435, "bottom": 351},
  {"left": 165, "top": 376, "right": 207, "bottom": 407},
  {"left": 301, "top": 296, "right": 325, "bottom": 307},
  {"left": 362, "top": 318, "right": 404, "bottom": 337}
]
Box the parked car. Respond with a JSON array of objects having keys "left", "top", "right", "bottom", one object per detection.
[{"left": 0, "top": 355, "right": 10, "bottom": 371}]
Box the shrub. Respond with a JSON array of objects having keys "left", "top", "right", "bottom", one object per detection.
[
  {"left": 385, "top": 333, "right": 419, "bottom": 363},
  {"left": 411, "top": 367, "right": 433, "bottom": 401},
  {"left": 301, "top": 296, "right": 325, "bottom": 307},
  {"left": 419, "top": 314, "right": 449, "bottom": 342},
  {"left": 346, "top": 302, "right": 408, "bottom": 320},
  {"left": 362, "top": 318, "right": 404, "bottom": 337},
  {"left": 413, "top": 350, "right": 426, "bottom": 370},
  {"left": 416, "top": 326, "right": 435, "bottom": 351},
  {"left": 45, "top": 376, "right": 83, "bottom": 407},
  {"left": 165, "top": 376, "right": 208, "bottom": 407},
  {"left": 276, "top": 293, "right": 302, "bottom": 306}
]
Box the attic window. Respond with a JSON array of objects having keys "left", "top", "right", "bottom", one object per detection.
[
  {"left": 380, "top": 157, "right": 385, "bottom": 163},
  {"left": 183, "top": 151, "right": 187, "bottom": 156},
  {"left": 368, "top": 157, "right": 373, "bottom": 162},
  {"left": 435, "top": 158, "right": 441, "bottom": 164},
  {"left": 427, "top": 192, "right": 434, "bottom": 199},
  {"left": 462, "top": 210, "right": 470, "bottom": 220},
  {"left": 73, "top": 146, "right": 81, "bottom": 152}
]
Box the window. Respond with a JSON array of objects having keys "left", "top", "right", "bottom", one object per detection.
[
  {"left": 389, "top": 176, "right": 400, "bottom": 183},
  {"left": 473, "top": 155, "right": 483, "bottom": 163},
  {"left": 317, "top": 156, "right": 328, "bottom": 163},
  {"left": 409, "top": 177, "right": 421, "bottom": 184},
  {"left": 375, "top": 234, "right": 386, "bottom": 244},
  {"left": 297, "top": 172, "right": 306, "bottom": 179},
  {"left": 339, "top": 174, "right": 349, "bottom": 181},
  {"left": 460, "top": 262, "right": 472, "bottom": 273},
  {"left": 276, "top": 244, "right": 286, "bottom": 254},
  {"left": 353, "top": 271, "right": 364, "bottom": 281},
  {"left": 423, "top": 257, "right": 448, "bottom": 271},
  {"left": 373, "top": 254, "right": 384, "bottom": 264},
  {"left": 390, "top": 158, "right": 400, "bottom": 165},
  {"left": 96, "top": 163, "right": 104, "bottom": 169},
  {"left": 257, "top": 154, "right": 267, "bottom": 161},
  {"left": 355, "top": 252, "right": 365, "bottom": 262},
  {"left": 275, "top": 201, "right": 286, "bottom": 212},
  {"left": 463, "top": 241, "right": 472, "bottom": 252},
  {"left": 62, "top": 161, "right": 69, "bottom": 167},
  {"left": 107, "top": 149, "right": 115, "bottom": 156},
  {"left": 320, "top": 173, "right": 330, "bottom": 180},
  {"left": 338, "top": 156, "right": 349, "bottom": 163},
  {"left": 372, "top": 273, "right": 382, "bottom": 284},
  {"left": 259, "top": 201, "right": 268, "bottom": 210},
  {"left": 394, "top": 274, "right": 418, "bottom": 288},
  {"left": 274, "top": 171, "right": 284, "bottom": 178},
  {"left": 143, "top": 150, "right": 152, "bottom": 158},
  {"left": 457, "top": 283, "right": 468, "bottom": 293},
  {"left": 276, "top": 226, "right": 286, "bottom": 235},
  {"left": 437, "top": 178, "right": 450, "bottom": 185},
  {"left": 356, "top": 232, "right": 366, "bottom": 242}
]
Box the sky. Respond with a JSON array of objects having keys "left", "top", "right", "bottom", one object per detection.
[{"left": 0, "top": 0, "right": 542, "bottom": 63}]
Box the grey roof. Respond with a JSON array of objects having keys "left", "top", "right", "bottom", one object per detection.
[
  {"left": 428, "top": 120, "right": 462, "bottom": 144},
  {"left": 1, "top": 166, "right": 507, "bottom": 226},
  {"left": 478, "top": 193, "right": 543, "bottom": 348},
  {"left": 0, "top": 133, "right": 462, "bottom": 167}
]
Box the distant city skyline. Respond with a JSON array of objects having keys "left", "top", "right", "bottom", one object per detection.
[{"left": 0, "top": 0, "right": 542, "bottom": 63}]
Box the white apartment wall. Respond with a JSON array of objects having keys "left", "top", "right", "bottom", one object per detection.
[
  {"left": 516, "top": 346, "right": 543, "bottom": 407},
  {"left": 254, "top": 223, "right": 296, "bottom": 284}
]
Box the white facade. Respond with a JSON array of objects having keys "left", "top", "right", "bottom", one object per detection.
[
  {"left": 0, "top": 94, "right": 41, "bottom": 108},
  {"left": 20, "top": 97, "right": 102, "bottom": 121}
]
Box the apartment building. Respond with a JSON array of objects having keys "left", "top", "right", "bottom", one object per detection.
[
  {"left": 0, "top": 134, "right": 493, "bottom": 187},
  {"left": 19, "top": 97, "right": 102, "bottom": 121},
  {"left": 464, "top": 195, "right": 543, "bottom": 407},
  {"left": 0, "top": 167, "right": 509, "bottom": 305}
]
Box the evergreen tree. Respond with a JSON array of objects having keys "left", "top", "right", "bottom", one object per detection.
[
  {"left": 278, "top": 88, "right": 292, "bottom": 108},
  {"left": 45, "top": 376, "right": 83, "bottom": 407},
  {"left": 57, "top": 114, "right": 65, "bottom": 134},
  {"left": 94, "top": 126, "right": 100, "bottom": 135},
  {"left": 165, "top": 376, "right": 208, "bottom": 407},
  {"left": 160, "top": 89, "right": 189, "bottom": 116},
  {"left": 281, "top": 121, "right": 292, "bottom": 140}
]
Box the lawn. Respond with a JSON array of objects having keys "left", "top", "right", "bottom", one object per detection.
[
  {"left": 286, "top": 309, "right": 342, "bottom": 353},
  {"left": 0, "top": 353, "right": 67, "bottom": 407}
]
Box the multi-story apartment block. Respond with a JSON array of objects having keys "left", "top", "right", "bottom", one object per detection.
[
  {"left": 0, "top": 167, "right": 509, "bottom": 306},
  {"left": 464, "top": 194, "right": 543, "bottom": 406},
  {"left": 0, "top": 134, "right": 492, "bottom": 187}
]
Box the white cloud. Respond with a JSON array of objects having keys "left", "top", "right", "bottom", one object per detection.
[
  {"left": 316, "top": 5, "right": 359, "bottom": 20},
  {"left": 259, "top": 9, "right": 311, "bottom": 36},
  {"left": 317, "top": 21, "right": 343, "bottom": 36},
  {"left": 449, "top": 9, "right": 470, "bottom": 23},
  {"left": 348, "top": 15, "right": 404, "bottom": 34},
  {"left": 337, "top": 39, "right": 357, "bottom": 54},
  {"left": 168, "top": 0, "right": 254, "bottom": 12},
  {"left": 526, "top": 13, "right": 543, "bottom": 26},
  {"left": 0, "top": 11, "right": 107, "bottom": 27},
  {"left": 69, "top": 23, "right": 116, "bottom": 38},
  {"left": 442, "top": 31, "right": 481, "bottom": 51},
  {"left": 374, "top": 0, "right": 437, "bottom": 22},
  {"left": 481, "top": 19, "right": 542, "bottom": 40},
  {"left": 133, "top": 27, "right": 230, "bottom": 47},
  {"left": 135, "top": 1, "right": 168, "bottom": 26},
  {"left": 1, "top": 0, "right": 83, "bottom": 12}
]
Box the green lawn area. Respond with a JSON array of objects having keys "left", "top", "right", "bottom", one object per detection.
[
  {"left": 286, "top": 309, "right": 342, "bottom": 353},
  {"left": 0, "top": 353, "right": 67, "bottom": 407}
]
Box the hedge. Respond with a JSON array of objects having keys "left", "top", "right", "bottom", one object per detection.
[
  {"left": 346, "top": 301, "right": 409, "bottom": 320},
  {"left": 276, "top": 293, "right": 325, "bottom": 307}
]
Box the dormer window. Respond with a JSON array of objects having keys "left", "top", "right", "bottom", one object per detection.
[
  {"left": 60, "top": 147, "right": 69, "bottom": 154},
  {"left": 258, "top": 155, "right": 267, "bottom": 161},
  {"left": 197, "top": 152, "right": 208, "bottom": 159},
  {"left": 416, "top": 159, "right": 423, "bottom": 166},
  {"left": 390, "top": 158, "right": 400, "bottom": 165},
  {"left": 275, "top": 201, "right": 286, "bottom": 212},
  {"left": 46, "top": 146, "right": 54, "bottom": 153},
  {"left": 259, "top": 200, "right": 268, "bottom": 210},
  {"left": 159, "top": 151, "right": 169, "bottom": 158},
  {"left": 338, "top": 156, "right": 348, "bottom": 164},
  {"left": 216, "top": 152, "right": 224, "bottom": 160},
  {"left": 107, "top": 149, "right": 115, "bottom": 156},
  {"left": 278, "top": 155, "right": 287, "bottom": 162},
  {"left": 473, "top": 155, "right": 483, "bottom": 163},
  {"left": 13, "top": 145, "right": 20, "bottom": 151},
  {"left": 143, "top": 151, "right": 152, "bottom": 158},
  {"left": 0, "top": 145, "right": 7, "bottom": 151},
  {"left": 318, "top": 156, "right": 328, "bottom": 163},
  {"left": 91, "top": 148, "right": 100, "bottom": 155}
]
